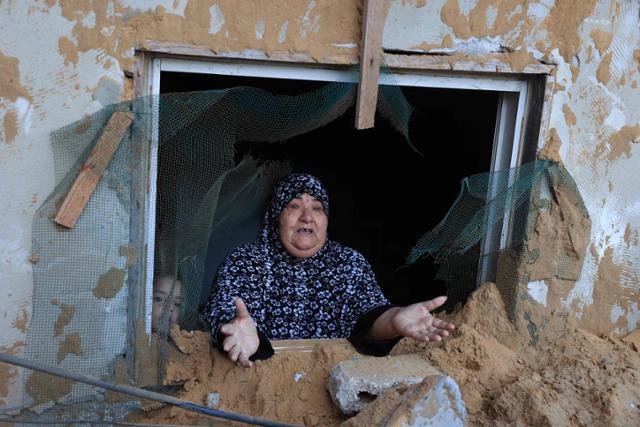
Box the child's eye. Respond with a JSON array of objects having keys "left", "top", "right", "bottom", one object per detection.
[
  {"left": 153, "top": 296, "right": 164, "bottom": 303},
  {"left": 174, "top": 302, "right": 182, "bottom": 308}
]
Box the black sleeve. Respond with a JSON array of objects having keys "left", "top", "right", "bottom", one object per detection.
[
  {"left": 215, "top": 327, "right": 275, "bottom": 362},
  {"left": 348, "top": 304, "right": 402, "bottom": 357}
]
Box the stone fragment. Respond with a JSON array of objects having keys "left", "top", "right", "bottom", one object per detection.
[{"left": 327, "top": 354, "right": 441, "bottom": 415}]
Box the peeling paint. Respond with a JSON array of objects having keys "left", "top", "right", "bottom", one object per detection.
[
  {"left": 441, "top": 0, "right": 532, "bottom": 42},
  {"left": 93, "top": 267, "right": 125, "bottom": 299},
  {"left": 0, "top": 50, "right": 31, "bottom": 102},
  {"left": 14, "top": 97, "right": 33, "bottom": 137},
  {"left": 398, "top": 0, "right": 427, "bottom": 7},
  {"left": 543, "top": 0, "right": 597, "bottom": 62},
  {"left": 57, "top": 331, "right": 84, "bottom": 363},
  {"left": 562, "top": 103, "right": 576, "bottom": 127},
  {"left": 590, "top": 28, "right": 613, "bottom": 54},
  {"left": 208, "top": 4, "right": 224, "bottom": 35},
  {"left": 92, "top": 75, "right": 123, "bottom": 107},
  {"left": 81, "top": 9, "right": 97, "bottom": 28},
  {"left": 596, "top": 52, "right": 612, "bottom": 85},
  {"left": 278, "top": 20, "right": 289, "bottom": 43},
  {"left": 48, "top": 0, "right": 362, "bottom": 71},
  {"left": 582, "top": 247, "right": 638, "bottom": 335},
  {"left": 3, "top": 109, "right": 17, "bottom": 144},
  {"left": 485, "top": 4, "right": 497, "bottom": 29},
  {"left": 606, "top": 125, "right": 640, "bottom": 162},
  {"left": 52, "top": 300, "right": 76, "bottom": 337},
  {"left": 624, "top": 223, "right": 638, "bottom": 246},
  {"left": 11, "top": 307, "right": 29, "bottom": 332},
  {"left": 255, "top": 20, "right": 265, "bottom": 40},
  {"left": 299, "top": 0, "right": 321, "bottom": 39},
  {"left": 526, "top": 2, "right": 549, "bottom": 21},
  {"left": 410, "top": 34, "right": 454, "bottom": 52},
  {"left": 119, "top": 244, "right": 138, "bottom": 268},
  {"left": 505, "top": 47, "right": 536, "bottom": 72},
  {"left": 0, "top": 341, "right": 24, "bottom": 404},
  {"left": 538, "top": 128, "right": 562, "bottom": 163},
  {"left": 58, "top": 36, "right": 79, "bottom": 65},
  {"left": 26, "top": 371, "right": 72, "bottom": 405},
  {"left": 448, "top": 36, "right": 502, "bottom": 55}
]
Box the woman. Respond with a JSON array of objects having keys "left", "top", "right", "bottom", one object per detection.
[{"left": 203, "top": 174, "right": 454, "bottom": 367}]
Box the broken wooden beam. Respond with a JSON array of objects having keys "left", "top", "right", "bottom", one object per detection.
[
  {"left": 355, "top": 0, "right": 387, "bottom": 130},
  {"left": 54, "top": 111, "right": 134, "bottom": 229}
]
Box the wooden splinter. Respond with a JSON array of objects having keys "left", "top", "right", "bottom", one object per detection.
[
  {"left": 54, "top": 111, "right": 134, "bottom": 229},
  {"left": 355, "top": 0, "right": 387, "bottom": 130}
]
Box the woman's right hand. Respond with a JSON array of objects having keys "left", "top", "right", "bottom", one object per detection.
[{"left": 220, "top": 298, "right": 259, "bottom": 368}]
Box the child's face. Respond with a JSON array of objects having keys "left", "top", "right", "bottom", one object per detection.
[{"left": 151, "top": 276, "right": 182, "bottom": 332}]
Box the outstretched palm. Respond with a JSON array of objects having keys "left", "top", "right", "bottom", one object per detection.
[
  {"left": 220, "top": 298, "right": 259, "bottom": 367},
  {"left": 391, "top": 296, "right": 455, "bottom": 342}
]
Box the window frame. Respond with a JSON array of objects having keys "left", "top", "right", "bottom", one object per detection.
[{"left": 133, "top": 48, "right": 553, "bottom": 333}]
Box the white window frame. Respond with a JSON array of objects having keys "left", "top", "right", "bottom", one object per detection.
[{"left": 141, "top": 56, "right": 532, "bottom": 330}]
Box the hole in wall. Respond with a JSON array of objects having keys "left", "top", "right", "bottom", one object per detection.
[{"left": 158, "top": 71, "right": 498, "bottom": 311}]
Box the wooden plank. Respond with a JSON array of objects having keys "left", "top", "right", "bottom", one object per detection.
[
  {"left": 383, "top": 52, "right": 555, "bottom": 75},
  {"left": 355, "top": 0, "right": 387, "bottom": 130},
  {"left": 141, "top": 41, "right": 554, "bottom": 75},
  {"left": 143, "top": 41, "right": 359, "bottom": 66},
  {"left": 272, "top": 338, "right": 352, "bottom": 353},
  {"left": 128, "top": 50, "right": 153, "bottom": 385},
  {"left": 520, "top": 76, "right": 547, "bottom": 164},
  {"left": 54, "top": 111, "right": 134, "bottom": 228}
]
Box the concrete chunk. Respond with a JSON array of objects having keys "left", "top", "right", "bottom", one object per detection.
[
  {"left": 383, "top": 375, "right": 467, "bottom": 426},
  {"left": 327, "top": 354, "right": 442, "bottom": 415},
  {"left": 206, "top": 392, "right": 220, "bottom": 408}
]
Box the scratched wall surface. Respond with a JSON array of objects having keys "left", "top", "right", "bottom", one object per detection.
[
  {"left": 1, "top": 0, "right": 639, "bottom": 409},
  {"left": 384, "top": 0, "right": 640, "bottom": 338}
]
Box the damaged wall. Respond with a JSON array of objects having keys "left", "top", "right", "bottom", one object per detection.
[
  {"left": 384, "top": 0, "right": 640, "bottom": 337},
  {"left": 0, "top": 0, "right": 639, "bottom": 411}
]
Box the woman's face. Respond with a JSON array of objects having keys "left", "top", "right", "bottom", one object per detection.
[{"left": 278, "top": 193, "right": 328, "bottom": 258}]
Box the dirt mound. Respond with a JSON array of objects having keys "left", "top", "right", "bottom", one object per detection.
[
  {"left": 132, "top": 283, "right": 640, "bottom": 426},
  {"left": 130, "top": 335, "right": 358, "bottom": 426},
  {"left": 483, "top": 328, "right": 640, "bottom": 426}
]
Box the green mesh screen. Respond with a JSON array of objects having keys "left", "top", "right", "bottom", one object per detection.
[{"left": 406, "top": 159, "right": 591, "bottom": 318}]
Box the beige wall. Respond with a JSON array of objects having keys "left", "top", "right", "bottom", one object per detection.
[{"left": 1, "top": 0, "right": 639, "bottom": 409}]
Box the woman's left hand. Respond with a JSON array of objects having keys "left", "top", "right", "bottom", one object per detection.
[{"left": 390, "top": 296, "right": 455, "bottom": 342}]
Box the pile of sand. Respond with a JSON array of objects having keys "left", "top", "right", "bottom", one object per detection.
[
  {"left": 130, "top": 334, "right": 358, "bottom": 426},
  {"left": 131, "top": 283, "right": 640, "bottom": 426}
]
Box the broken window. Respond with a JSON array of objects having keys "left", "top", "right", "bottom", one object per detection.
[{"left": 23, "top": 57, "right": 576, "bottom": 421}]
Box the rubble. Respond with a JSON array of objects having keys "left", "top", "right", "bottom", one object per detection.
[
  {"left": 327, "top": 354, "right": 441, "bottom": 415},
  {"left": 131, "top": 283, "right": 640, "bottom": 426},
  {"left": 344, "top": 375, "right": 467, "bottom": 427}
]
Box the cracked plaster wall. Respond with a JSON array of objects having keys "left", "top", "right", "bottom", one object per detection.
[
  {"left": 1, "top": 0, "right": 639, "bottom": 409},
  {"left": 386, "top": 0, "right": 640, "bottom": 337}
]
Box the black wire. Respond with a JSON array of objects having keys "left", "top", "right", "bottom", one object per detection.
[
  {"left": 0, "top": 418, "right": 195, "bottom": 427},
  {"left": 0, "top": 353, "right": 298, "bottom": 427}
]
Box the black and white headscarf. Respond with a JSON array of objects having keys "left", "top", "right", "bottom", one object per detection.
[{"left": 203, "top": 173, "right": 391, "bottom": 342}]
